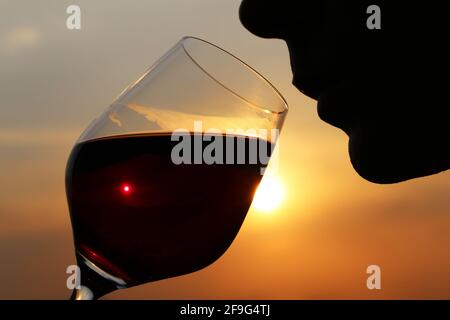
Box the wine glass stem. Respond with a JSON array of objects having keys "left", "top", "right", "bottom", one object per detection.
[
  {"left": 69, "top": 259, "right": 118, "bottom": 300},
  {"left": 70, "top": 286, "right": 94, "bottom": 300}
]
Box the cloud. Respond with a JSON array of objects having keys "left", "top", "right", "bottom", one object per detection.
[
  {"left": 1, "top": 26, "right": 41, "bottom": 54},
  {"left": 0, "top": 129, "right": 79, "bottom": 146}
]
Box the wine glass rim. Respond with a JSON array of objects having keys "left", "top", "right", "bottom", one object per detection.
[{"left": 180, "top": 36, "right": 288, "bottom": 115}]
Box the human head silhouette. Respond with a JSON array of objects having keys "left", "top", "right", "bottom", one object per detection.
[{"left": 240, "top": 0, "right": 449, "bottom": 183}]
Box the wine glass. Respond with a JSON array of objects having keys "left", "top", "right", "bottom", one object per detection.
[{"left": 65, "top": 36, "right": 288, "bottom": 300}]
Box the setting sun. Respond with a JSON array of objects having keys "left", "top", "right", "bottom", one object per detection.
[{"left": 252, "top": 174, "right": 284, "bottom": 213}]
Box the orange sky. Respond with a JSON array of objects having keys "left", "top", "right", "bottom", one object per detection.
[{"left": 1, "top": 0, "right": 450, "bottom": 299}]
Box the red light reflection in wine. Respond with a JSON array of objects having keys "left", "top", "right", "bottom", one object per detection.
[{"left": 121, "top": 183, "right": 133, "bottom": 195}]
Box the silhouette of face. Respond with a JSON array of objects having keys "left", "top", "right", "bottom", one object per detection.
[{"left": 240, "top": 0, "right": 449, "bottom": 183}]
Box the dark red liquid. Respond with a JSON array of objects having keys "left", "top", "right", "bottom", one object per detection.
[{"left": 66, "top": 133, "right": 270, "bottom": 286}]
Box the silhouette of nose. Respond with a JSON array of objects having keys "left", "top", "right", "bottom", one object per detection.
[{"left": 239, "top": 1, "right": 360, "bottom": 100}]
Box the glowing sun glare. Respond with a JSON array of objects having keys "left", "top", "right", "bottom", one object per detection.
[{"left": 252, "top": 175, "right": 284, "bottom": 213}]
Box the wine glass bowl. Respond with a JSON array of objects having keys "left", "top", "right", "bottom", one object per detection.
[{"left": 65, "top": 37, "right": 288, "bottom": 299}]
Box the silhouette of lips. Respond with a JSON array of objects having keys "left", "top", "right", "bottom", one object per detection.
[
  {"left": 316, "top": 85, "right": 357, "bottom": 135},
  {"left": 287, "top": 38, "right": 358, "bottom": 136},
  {"left": 292, "top": 74, "right": 358, "bottom": 135}
]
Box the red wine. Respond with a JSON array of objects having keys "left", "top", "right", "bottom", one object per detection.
[{"left": 66, "top": 133, "right": 271, "bottom": 286}]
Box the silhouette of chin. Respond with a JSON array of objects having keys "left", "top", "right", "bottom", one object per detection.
[
  {"left": 317, "top": 84, "right": 449, "bottom": 184},
  {"left": 348, "top": 134, "right": 447, "bottom": 184}
]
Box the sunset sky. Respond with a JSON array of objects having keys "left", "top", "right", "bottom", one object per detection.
[{"left": 1, "top": 0, "right": 450, "bottom": 299}]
